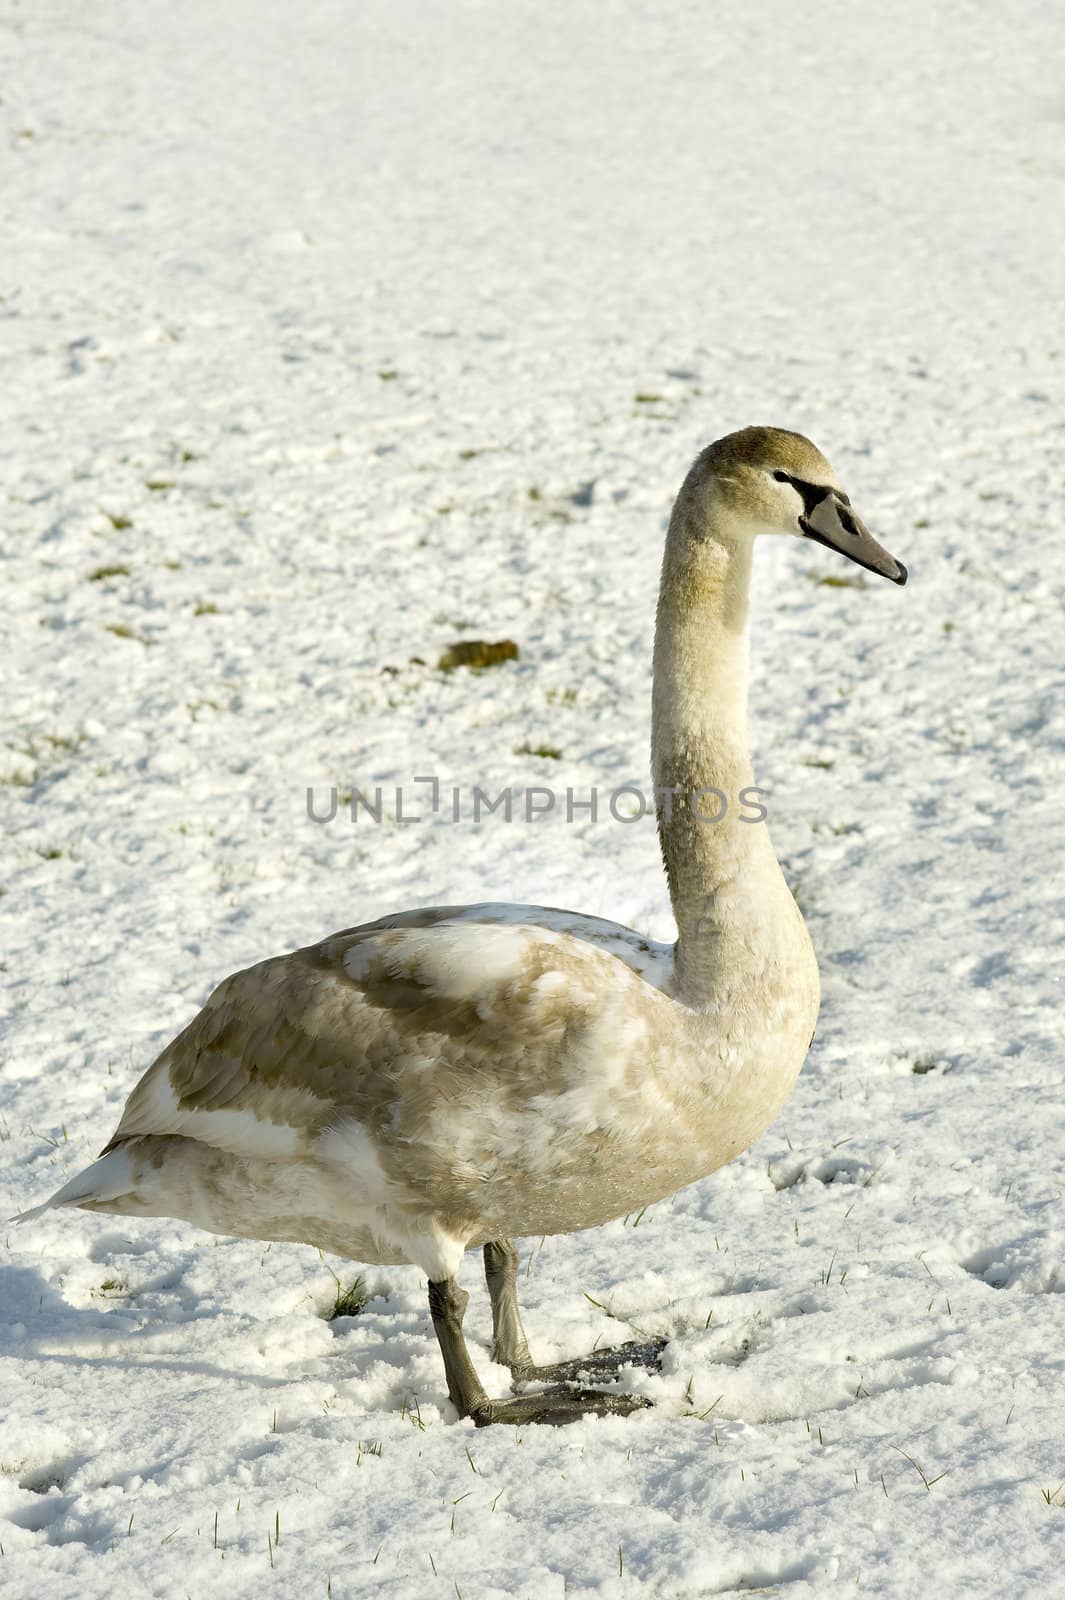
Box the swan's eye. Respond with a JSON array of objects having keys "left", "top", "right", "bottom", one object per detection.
[{"left": 772, "top": 470, "right": 790, "bottom": 483}]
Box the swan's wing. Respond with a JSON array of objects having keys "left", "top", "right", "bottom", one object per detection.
[
  {"left": 425, "top": 903, "right": 675, "bottom": 990},
  {"left": 102, "top": 904, "right": 675, "bottom": 1165}
]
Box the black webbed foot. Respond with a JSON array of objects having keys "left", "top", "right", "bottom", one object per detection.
[
  {"left": 511, "top": 1335, "right": 667, "bottom": 1388},
  {"left": 470, "top": 1386, "right": 651, "bottom": 1427}
]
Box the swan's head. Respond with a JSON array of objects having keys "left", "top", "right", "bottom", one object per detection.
[{"left": 697, "top": 426, "right": 907, "bottom": 585}]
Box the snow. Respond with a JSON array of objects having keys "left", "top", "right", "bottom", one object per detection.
[{"left": 2, "top": 0, "right": 1064, "bottom": 1594}]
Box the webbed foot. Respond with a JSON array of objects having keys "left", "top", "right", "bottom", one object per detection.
[
  {"left": 513, "top": 1335, "right": 668, "bottom": 1387},
  {"left": 470, "top": 1386, "right": 651, "bottom": 1427}
]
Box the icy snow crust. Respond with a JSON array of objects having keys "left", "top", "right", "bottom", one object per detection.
[{"left": 2, "top": 0, "right": 1064, "bottom": 1595}]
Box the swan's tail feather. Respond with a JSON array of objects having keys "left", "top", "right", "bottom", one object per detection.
[{"left": 12, "top": 1147, "right": 137, "bottom": 1224}]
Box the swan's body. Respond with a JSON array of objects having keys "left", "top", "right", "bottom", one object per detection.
[
  {"left": 43, "top": 900, "right": 813, "bottom": 1279},
  {"left": 20, "top": 427, "right": 906, "bottom": 1425}
]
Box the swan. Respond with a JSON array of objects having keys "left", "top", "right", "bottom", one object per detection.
[{"left": 18, "top": 426, "right": 907, "bottom": 1425}]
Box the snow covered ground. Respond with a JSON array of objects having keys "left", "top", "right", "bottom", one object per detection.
[{"left": 2, "top": 0, "right": 1064, "bottom": 1593}]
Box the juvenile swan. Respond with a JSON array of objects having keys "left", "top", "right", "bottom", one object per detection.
[{"left": 20, "top": 428, "right": 907, "bottom": 1425}]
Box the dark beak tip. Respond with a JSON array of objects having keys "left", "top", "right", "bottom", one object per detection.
[{"left": 893, "top": 560, "right": 909, "bottom": 587}]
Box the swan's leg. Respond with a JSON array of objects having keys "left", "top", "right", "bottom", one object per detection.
[
  {"left": 483, "top": 1239, "right": 533, "bottom": 1373},
  {"left": 481, "top": 1239, "right": 667, "bottom": 1386},
  {"left": 427, "top": 1276, "right": 649, "bottom": 1426},
  {"left": 428, "top": 1278, "right": 490, "bottom": 1416}
]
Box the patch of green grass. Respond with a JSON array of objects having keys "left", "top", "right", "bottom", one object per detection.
[
  {"left": 103, "top": 623, "right": 145, "bottom": 642},
  {"left": 431, "top": 612, "right": 477, "bottom": 629},
  {"left": 88, "top": 563, "right": 131, "bottom": 582},
  {"left": 437, "top": 639, "right": 519, "bottom": 672},
  {"left": 2, "top": 729, "right": 86, "bottom": 790},
  {"left": 145, "top": 479, "right": 176, "bottom": 492},
  {"left": 808, "top": 572, "right": 868, "bottom": 589},
  {"left": 545, "top": 686, "right": 579, "bottom": 706},
  {"left": 35, "top": 846, "right": 65, "bottom": 860},
  {"left": 377, "top": 369, "right": 398, "bottom": 381},
  {"left": 634, "top": 393, "right": 664, "bottom": 404},
  {"left": 802, "top": 756, "right": 834, "bottom": 770},
  {"left": 194, "top": 601, "right": 221, "bottom": 616},
  {"left": 39, "top": 732, "right": 83, "bottom": 753},
  {"left": 457, "top": 448, "right": 481, "bottom": 461},
  {"left": 186, "top": 698, "right": 220, "bottom": 720},
  {"left": 891, "top": 1445, "right": 949, "bottom": 1491},
  {"left": 514, "top": 742, "right": 562, "bottom": 760},
  {"left": 103, "top": 512, "right": 132, "bottom": 531},
  {"left": 328, "top": 1275, "right": 369, "bottom": 1320}
]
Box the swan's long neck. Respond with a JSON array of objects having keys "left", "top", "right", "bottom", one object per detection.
[{"left": 651, "top": 479, "right": 792, "bottom": 1008}]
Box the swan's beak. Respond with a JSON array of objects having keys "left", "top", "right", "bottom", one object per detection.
[{"left": 801, "top": 494, "right": 908, "bottom": 586}]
